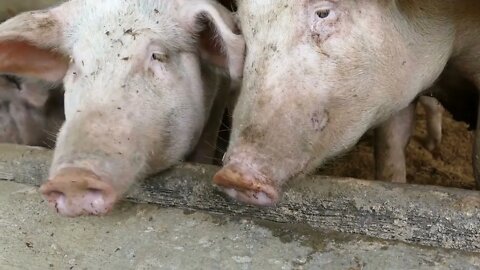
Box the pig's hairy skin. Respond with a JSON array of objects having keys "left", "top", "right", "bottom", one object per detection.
[
  {"left": 0, "top": 0, "right": 244, "bottom": 216},
  {"left": 216, "top": 0, "right": 480, "bottom": 205}
]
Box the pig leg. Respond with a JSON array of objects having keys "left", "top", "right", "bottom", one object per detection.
[
  {"left": 374, "top": 103, "right": 416, "bottom": 183},
  {"left": 418, "top": 96, "right": 443, "bottom": 155},
  {"left": 474, "top": 85, "right": 480, "bottom": 189},
  {"left": 466, "top": 73, "right": 480, "bottom": 189}
]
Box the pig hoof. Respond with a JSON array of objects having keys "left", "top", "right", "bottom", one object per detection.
[
  {"left": 213, "top": 167, "right": 279, "bottom": 206},
  {"left": 39, "top": 168, "right": 117, "bottom": 217}
]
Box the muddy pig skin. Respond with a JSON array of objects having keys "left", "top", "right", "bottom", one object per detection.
[
  {"left": 214, "top": 0, "right": 480, "bottom": 206},
  {"left": 0, "top": 76, "right": 64, "bottom": 147},
  {"left": 0, "top": 0, "right": 244, "bottom": 217}
]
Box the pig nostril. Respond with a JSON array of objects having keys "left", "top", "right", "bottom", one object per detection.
[
  {"left": 45, "top": 190, "right": 64, "bottom": 201},
  {"left": 83, "top": 188, "right": 103, "bottom": 200},
  {"left": 86, "top": 188, "right": 102, "bottom": 194},
  {"left": 40, "top": 168, "right": 117, "bottom": 217}
]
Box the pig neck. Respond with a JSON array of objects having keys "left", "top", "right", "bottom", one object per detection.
[{"left": 394, "top": 0, "right": 480, "bottom": 91}]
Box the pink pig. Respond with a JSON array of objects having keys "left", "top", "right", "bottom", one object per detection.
[
  {"left": 215, "top": 0, "right": 480, "bottom": 206},
  {"left": 0, "top": 0, "right": 244, "bottom": 217}
]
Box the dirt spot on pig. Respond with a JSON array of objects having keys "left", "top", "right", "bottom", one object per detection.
[
  {"left": 319, "top": 106, "right": 476, "bottom": 189},
  {"left": 311, "top": 110, "right": 329, "bottom": 132},
  {"left": 37, "top": 18, "right": 55, "bottom": 30},
  {"left": 240, "top": 124, "right": 266, "bottom": 145},
  {"left": 23, "top": 12, "right": 57, "bottom": 32}
]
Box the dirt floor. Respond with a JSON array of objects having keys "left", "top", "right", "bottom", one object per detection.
[{"left": 319, "top": 105, "right": 476, "bottom": 190}]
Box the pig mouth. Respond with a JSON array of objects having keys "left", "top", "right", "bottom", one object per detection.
[
  {"left": 213, "top": 165, "right": 280, "bottom": 206},
  {"left": 40, "top": 167, "right": 118, "bottom": 217}
]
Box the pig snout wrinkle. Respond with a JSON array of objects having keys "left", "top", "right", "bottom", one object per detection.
[
  {"left": 213, "top": 165, "right": 279, "bottom": 206},
  {"left": 40, "top": 168, "right": 117, "bottom": 217}
]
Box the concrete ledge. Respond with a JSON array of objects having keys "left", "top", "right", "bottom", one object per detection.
[
  {"left": 0, "top": 143, "right": 479, "bottom": 252},
  {"left": 0, "top": 1, "right": 62, "bottom": 21}
]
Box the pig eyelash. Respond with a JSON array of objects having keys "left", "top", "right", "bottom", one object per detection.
[{"left": 152, "top": 52, "right": 169, "bottom": 63}]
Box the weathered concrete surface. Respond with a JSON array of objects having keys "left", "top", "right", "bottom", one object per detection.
[
  {"left": 1, "top": 181, "right": 480, "bottom": 270},
  {"left": 0, "top": 0, "right": 62, "bottom": 21},
  {"left": 1, "top": 144, "right": 480, "bottom": 253}
]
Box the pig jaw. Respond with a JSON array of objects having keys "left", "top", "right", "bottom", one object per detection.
[
  {"left": 40, "top": 167, "right": 118, "bottom": 217},
  {"left": 214, "top": 147, "right": 281, "bottom": 206},
  {"left": 214, "top": 119, "right": 316, "bottom": 206},
  {"left": 40, "top": 109, "right": 152, "bottom": 217},
  {"left": 42, "top": 155, "right": 141, "bottom": 217}
]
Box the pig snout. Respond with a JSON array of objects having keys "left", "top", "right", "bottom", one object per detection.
[
  {"left": 214, "top": 158, "right": 280, "bottom": 206},
  {"left": 40, "top": 168, "right": 117, "bottom": 217}
]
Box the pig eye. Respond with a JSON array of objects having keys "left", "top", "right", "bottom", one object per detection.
[
  {"left": 311, "top": 3, "right": 338, "bottom": 43},
  {"left": 316, "top": 10, "right": 330, "bottom": 19},
  {"left": 152, "top": 53, "right": 169, "bottom": 63}
]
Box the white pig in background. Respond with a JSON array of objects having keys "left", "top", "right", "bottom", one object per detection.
[
  {"left": 0, "top": 75, "right": 64, "bottom": 147},
  {"left": 0, "top": 0, "right": 244, "bottom": 217},
  {"left": 214, "top": 0, "right": 480, "bottom": 206}
]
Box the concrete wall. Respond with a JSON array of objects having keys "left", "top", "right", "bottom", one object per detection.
[
  {"left": 0, "top": 0, "right": 62, "bottom": 21},
  {"left": 1, "top": 144, "right": 479, "bottom": 252}
]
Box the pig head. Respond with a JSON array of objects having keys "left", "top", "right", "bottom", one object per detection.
[
  {"left": 0, "top": 75, "right": 64, "bottom": 147},
  {"left": 215, "top": 0, "right": 480, "bottom": 205},
  {"left": 0, "top": 0, "right": 244, "bottom": 216}
]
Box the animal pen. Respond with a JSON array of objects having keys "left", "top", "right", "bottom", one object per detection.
[{"left": 0, "top": 1, "right": 479, "bottom": 269}]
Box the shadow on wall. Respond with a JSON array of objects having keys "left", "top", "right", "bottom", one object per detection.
[{"left": 0, "top": 1, "right": 62, "bottom": 21}]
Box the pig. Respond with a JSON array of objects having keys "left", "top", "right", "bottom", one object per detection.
[
  {"left": 0, "top": 0, "right": 244, "bottom": 216},
  {"left": 214, "top": 0, "right": 480, "bottom": 206},
  {"left": 0, "top": 75, "right": 64, "bottom": 147}
]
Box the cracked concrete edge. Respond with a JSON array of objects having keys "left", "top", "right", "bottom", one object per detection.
[{"left": 0, "top": 143, "right": 479, "bottom": 252}]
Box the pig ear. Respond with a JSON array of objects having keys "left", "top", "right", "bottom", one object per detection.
[
  {"left": 180, "top": 0, "right": 245, "bottom": 80},
  {"left": 0, "top": 9, "right": 68, "bottom": 82}
]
